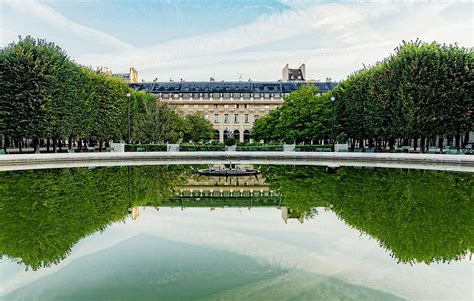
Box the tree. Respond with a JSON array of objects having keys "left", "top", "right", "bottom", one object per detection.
[
  {"left": 182, "top": 113, "right": 214, "bottom": 143},
  {"left": 252, "top": 85, "right": 331, "bottom": 143},
  {"left": 133, "top": 98, "right": 183, "bottom": 143},
  {"left": 0, "top": 36, "right": 72, "bottom": 152}
]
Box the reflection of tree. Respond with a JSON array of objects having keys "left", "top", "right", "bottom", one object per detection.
[
  {"left": 265, "top": 166, "right": 474, "bottom": 264},
  {"left": 0, "top": 166, "right": 189, "bottom": 270}
]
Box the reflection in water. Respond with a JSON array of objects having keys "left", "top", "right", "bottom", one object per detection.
[
  {"left": 0, "top": 166, "right": 190, "bottom": 270},
  {"left": 264, "top": 166, "right": 474, "bottom": 264},
  {"left": 0, "top": 165, "right": 472, "bottom": 271}
]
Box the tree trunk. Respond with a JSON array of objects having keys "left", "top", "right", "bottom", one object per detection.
[
  {"left": 420, "top": 137, "right": 425, "bottom": 153},
  {"left": 413, "top": 138, "right": 418, "bottom": 151},
  {"left": 455, "top": 132, "right": 461, "bottom": 147},
  {"left": 46, "top": 138, "right": 50, "bottom": 152},
  {"left": 462, "top": 131, "right": 470, "bottom": 147},
  {"left": 388, "top": 138, "right": 395, "bottom": 150},
  {"left": 53, "top": 138, "right": 57, "bottom": 153},
  {"left": 438, "top": 137, "right": 444, "bottom": 153},
  {"left": 68, "top": 136, "right": 73, "bottom": 150},
  {"left": 99, "top": 139, "right": 103, "bottom": 152},
  {"left": 18, "top": 137, "right": 22, "bottom": 153},
  {"left": 3, "top": 135, "right": 8, "bottom": 151},
  {"left": 78, "top": 139, "right": 83, "bottom": 152},
  {"left": 59, "top": 139, "right": 62, "bottom": 151},
  {"left": 33, "top": 138, "right": 40, "bottom": 154},
  {"left": 368, "top": 139, "right": 374, "bottom": 148}
]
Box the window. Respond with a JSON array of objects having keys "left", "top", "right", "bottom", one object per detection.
[
  {"left": 233, "top": 93, "right": 240, "bottom": 98},
  {"left": 234, "top": 114, "right": 239, "bottom": 123},
  {"left": 204, "top": 114, "right": 209, "bottom": 120},
  {"left": 193, "top": 93, "right": 200, "bottom": 99},
  {"left": 214, "top": 114, "right": 219, "bottom": 123},
  {"left": 203, "top": 93, "right": 210, "bottom": 99},
  {"left": 244, "top": 114, "right": 249, "bottom": 123},
  {"left": 213, "top": 92, "right": 220, "bottom": 98},
  {"left": 223, "top": 93, "right": 230, "bottom": 99},
  {"left": 236, "top": 104, "right": 239, "bottom": 109},
  {"left": 254, "top": 114, "right": 260, "bottom": 120},
  {"left": 193, "top": 104, "right": 198, "bottom": 108},
  {"left": 273, "top": 93, "right": 281, "bottom": 99},
  {"left": 204, "top": 104, "right": 209, "bottom": 108},
  {"left": 162, "top": 93, "right": 170, "bottom": 99},
  {"left": 253, "top": 93, "right": 260, "bottom": 98},
  {"left": 183, "top": 93, "right": 191, "bottom": 99},
  {"left": 224, "top": 104, "right": 229, "bottom": 108},
  {"left": 243, "top": 93, "right": 251, "bottom": 99},
  {"left": 224, "top": 114, "right": 229, "bottom": 123},
  {"left": 244, "top": 104, "right": 249, "bottom": 108},
  {"left": 264, "top": 105, "right": 270, "bottom": 109},
  {"left": 264, "top": 93, "right": 270, "bottom": 99},
  {"left": 214, "top": 104, "right": 218, "bottom": 109}
]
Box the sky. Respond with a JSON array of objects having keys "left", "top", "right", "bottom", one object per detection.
[{"left": 0, "top": 0, "right": 473, "bottom": 82}]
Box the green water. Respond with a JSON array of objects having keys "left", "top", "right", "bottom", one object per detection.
[{"left": 0, "top": 166, "right": 472, "bottom": 300}]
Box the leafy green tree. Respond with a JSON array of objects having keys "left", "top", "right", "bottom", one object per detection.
[
  {"left": 277, "top": 85, "right": 331, "bottom": 143},
  {"left": 182, "top": 113, "right": 214, "bottom": 143},
  {"left": 133, "top": 98, "right": 183, "bottom": 143},
  {"left": 252, "top": 85, "right": 331, "bottom": 143},
  {"left": 252, "top": 109, "right": 281, "bottom": 143},
  {"left": 0, "top": 36, "right": 71, "bottom": 152}
]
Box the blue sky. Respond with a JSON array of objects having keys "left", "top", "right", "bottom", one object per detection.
[{"left": 1, "top": 0, "right": 473, "bottom": 81}]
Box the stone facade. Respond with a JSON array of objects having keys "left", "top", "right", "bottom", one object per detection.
[
  {"left": 161, "top": 93, "right": 281, "bottom": 142},
  {"left": 130, "top": 81, "right": 338, "bottom": 142}
]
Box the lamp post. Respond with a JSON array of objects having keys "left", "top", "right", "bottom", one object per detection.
[
  {"left": 330, "top": 96, "right": 335, "bottom": 145},
  {"left": 126, "top": 92, "right": 131, "bottom": 144}
]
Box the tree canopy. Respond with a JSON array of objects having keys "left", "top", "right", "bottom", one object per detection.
[
  {"left": 252, "top": 85, "right": 331, "bottom": 143},
  {"left": 0, "top": 36, "right": 215, "bottom": 151}
]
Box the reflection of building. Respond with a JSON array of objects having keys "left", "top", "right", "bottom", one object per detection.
[
  {"left": 129, "top": 207, "right": 140, "bottom": 220},
  {"left": 281, "top": 207, "right": 304, "bottom": 224},
  {"left": 175, "top": 168, "right": 273, "bottom": 199},
  {"left": 130, "top": 65, "right": 337, "bottom": 142}
]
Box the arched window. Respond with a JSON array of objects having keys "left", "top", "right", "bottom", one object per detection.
[
  {"left": 233, "top": 130, "right": 240, "bottom": 141},
  {"left": 214, "top": 130, "right": 220, "bottom": 141},
  {"left": 244, "top": 130, "right": 250, "bottom": 142}
]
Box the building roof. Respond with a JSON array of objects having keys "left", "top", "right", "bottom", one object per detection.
[{"left": 130, "top": 81, "right": 338, "bottom": 93}]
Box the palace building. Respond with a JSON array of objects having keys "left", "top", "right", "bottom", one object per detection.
[{"left": 129, "top": 65, "right": 338, "bottom": 142}]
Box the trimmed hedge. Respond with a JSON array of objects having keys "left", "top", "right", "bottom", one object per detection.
[
  {"left": 236, "top": 145, "right": 284, "bottom": 151},
  {"left": 125, "top": 144, "right": 167, "bottom": 152},
  {"left": 179, "top": 144, "right": 225, "bottom": 151},
  {"left": 294, "top": 145, "right": 332, "bottom": 152}
]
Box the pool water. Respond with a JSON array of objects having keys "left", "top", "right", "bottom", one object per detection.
[{"left": 0, "top": 166, "right": 472, "bottom": 300}]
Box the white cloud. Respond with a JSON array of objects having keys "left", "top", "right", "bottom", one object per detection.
[
  {"left": 4, "top": 0, "right": 134, "bottom": 52},
  {"left": 73, "top": 1, "right": 472, "bottom": 81},
  {"left": 1, "top": 1, "right": 472, "bottom": 81}
]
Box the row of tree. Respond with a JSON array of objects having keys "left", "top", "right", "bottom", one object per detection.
[
  {"left": 253, "top": 40, "right": 473, "bottom": 150},
  {"left": 0, "top": 36, "right": 214, "bottom": 152}
]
